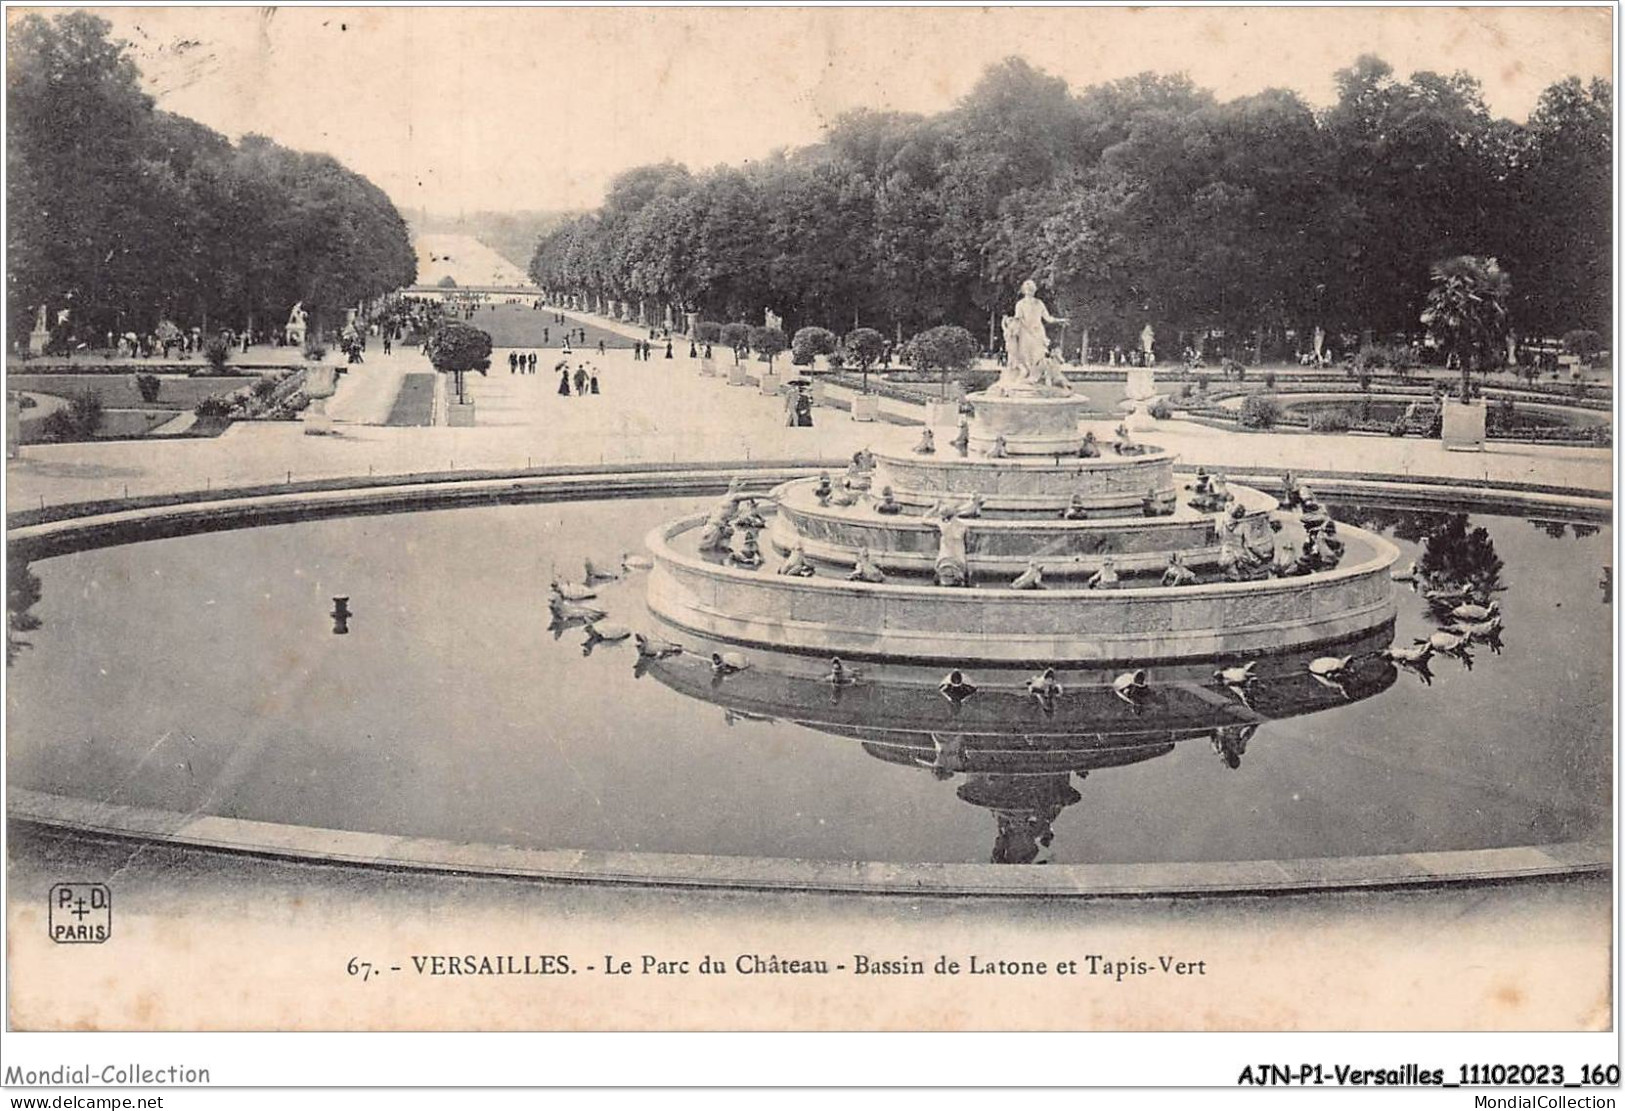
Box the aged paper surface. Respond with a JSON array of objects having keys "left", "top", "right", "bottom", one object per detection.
[{"left": 2, "top": 4, "right": 1614, "bottom": 1058}]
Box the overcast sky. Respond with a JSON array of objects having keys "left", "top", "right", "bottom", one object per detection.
[{"left": 89, "top": 5, "right": 1613, "bottom": 218}]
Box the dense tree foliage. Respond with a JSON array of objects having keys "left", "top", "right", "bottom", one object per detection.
[
  {"left": 1420, "top": 255, "right": 1512, "bottom": 398},
  {"left": 425, "top": 321, "right": 492, "bottom": 402},
  {"left": 749, "top": 325, "right": 787, "bottom": 370},
  {"left": 904, "top": 325, "right": 979, "bottom": 398},
  {"left": 7, "top": 12, "right": 416, "bottom": 346},
  {"left": 531, "top": 55, "right": 1610, "bottom": 353},
  {"left": 790, "top": 326, "right": 836, "bottom": 366},
  {"left": 842, "top": 326, "right": 887, "bottom": 393}
]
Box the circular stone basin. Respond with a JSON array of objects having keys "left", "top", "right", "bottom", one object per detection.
[
  {"left": 649, "top": 511, "right": 1398, "bottom": 663},
  {"left": 872, "top": 445, "right": 1175, "bottom": 513},
  {"left": 966, "top": 390, "right": 1095, "bottom": 454},
  {"left": 5, "top": 494, "right": 1609, "bottom": 870},
  {"left": 768, "top": 477, "right": 1276, "bottom": 577}
]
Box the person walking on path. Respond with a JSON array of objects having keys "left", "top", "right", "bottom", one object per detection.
[
  {"left": 590, "top": 370, "right": 600, "bottom": 395},
  {"left": 598, "top": 339, "right": 606, "bottom": 356},
  {"left": 528, "top": 352, "right": 537, "bottom": 373},
  {"left": 509, "top": 351, "right": 519, "bottom": 373},
  {"left": 558, "top": 367, "right": 572, "bottom": 396},
  {"left": 574, "top": 365, "right": 588, "bottom": 396},
  {"left": 665, "top": 339, "right": 674, "bottom": 359}
]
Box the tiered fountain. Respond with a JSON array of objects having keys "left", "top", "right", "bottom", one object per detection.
[{"left": 647, "top": 284, "right": 1398, "bottom": 664}]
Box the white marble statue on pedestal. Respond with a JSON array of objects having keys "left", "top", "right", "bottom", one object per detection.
[
  {"left": 285, "top": 302, "right": 308, "bottom": 346},
  {"left": 28, "top": 304, "right": 50, "bottom": 355},
  {"left": 991, "top": 281, "right": 1071, "bottom": 396}
]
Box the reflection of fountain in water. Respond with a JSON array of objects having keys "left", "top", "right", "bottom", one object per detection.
[{"left": 645, "top": 627, "right": 1398, "bottom": 864}]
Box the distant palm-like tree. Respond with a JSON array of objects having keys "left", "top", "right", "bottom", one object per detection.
[{"left": 1421, "top": 256, "right": 1512, "bottom": 402}]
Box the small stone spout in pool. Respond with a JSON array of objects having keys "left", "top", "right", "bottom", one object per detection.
[
  {"left": 938, "top": 670, "right": 978, "bottom": 704},
  {"left": 550, "top": 578, "right": 597, "bottom": 602},
  {"left": 634, "top": 632, "right": 684, "bottom": 659},
  {"left": 711, "top": 651, "right": 749, "bottom": 678},
  {"left": 584, "top": 557, "right": 622, "bottom": 584},
  {"left": 1308, "top": 654, "right": 1356, "bottom": 698},
  {"left": 1383, "top": 642, "right": 1436, "bottom": 686},
  {"left": 825, "top": 657, "right": 860, "bottom": 686},
  {"left": 1213, "top": 662, "right": 1258, "bottom": 707},
  {"left": 1025, "top": 667, "right": 1063, "bottom": 704},
  {"left": 582, "top": 622, "right": 631, "bottom": 656},
  {"left": 1450, "top": 599, "right": 1499, "bottom": 623},
  {"left": 550, "top": 596, "right": 607, "bottom": 624},
  {"left": 1113, "top": 669, "right": 1149, "bottom": 705},
  {"left": 1423, "top": 630, "right": 1475, "bottom": 670}
]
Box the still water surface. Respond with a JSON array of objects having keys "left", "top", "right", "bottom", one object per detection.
[{"left": 6, "top": 496, "right": 1610, "bottom": 866}]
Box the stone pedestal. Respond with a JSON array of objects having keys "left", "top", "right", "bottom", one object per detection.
[
  {"left": 302, "top": 399, "right": 334, "bottom": 435},
  {"left": 727, "top": 364, "right": 749, "bottom": 387},
  {"left": 759, "top": 371, "right": 783, "bottom": 396},
  {"left": 966, "top": 391, "right": 1093, "bottom": 455},
  {"left": 1441, "top": 399, "right": 1485, "bottom": 451},
  {"left": 699, "top": 356, "right": 718, "bottom": 378},
  {"left": 1124, "top": 368, "right": 1159, "bottom": 431},
  {"left": 302, "top": 365, "right": 338, "bottom": 435},
  {"left": 447, "top": 401, "right": 477, "bottom": 427},
  {"left": 851, "top": 394, "right": 881, "bottom": 422}
]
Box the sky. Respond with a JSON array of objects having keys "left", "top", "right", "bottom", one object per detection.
[{"left": 76, "top": 5, "right": 1615, "bottom": 218}]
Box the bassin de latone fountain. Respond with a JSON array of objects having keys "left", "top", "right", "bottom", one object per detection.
[{"left": 645, "top": 282, "right": 1401, "bottom": 665}]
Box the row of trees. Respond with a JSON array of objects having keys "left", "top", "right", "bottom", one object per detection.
[
  {"left": 693, "top": 318, "right": 978, "bottom": 398},
  {"left": 530, "top": 55, "right": 1610, "bottom": 357},
  {"left": 7, "top": 12, "right": 417, "bottom": 348}
]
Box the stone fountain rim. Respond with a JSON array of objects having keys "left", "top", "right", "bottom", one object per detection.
[
  {"left": 871, "top": 443, "right": 1172, "bottom": 467},
  {"left": 5, "top": 473, "right": 1601, "bottom": 893},
  {"left": 965, "top": 389, "right": 1095, "bottom": 407},
  {"left": 10, "top": 788, "right": 1606, "bottom": 897},
  {"left": 769, "top": 477, "right": 1276, "bottom": 532},
  {"left": 647, "top": 512, "right": 1400, "bottom": 599}
]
